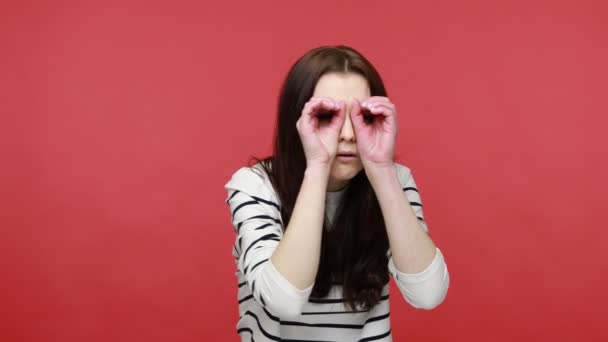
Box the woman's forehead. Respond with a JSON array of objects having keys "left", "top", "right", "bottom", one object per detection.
[{"left": 312, "top": 72, "right": 371, "bottom": 102}]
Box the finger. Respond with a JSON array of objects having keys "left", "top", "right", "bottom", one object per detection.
[
  {"left": 361, "top": 99, "right": 395, "bottom": 113},
  {"left": 361, "top": 96, "right": 391, "bottom": 107},
  {"left": 365, "top": 103, "right": 398, "bottom": 129},
  {"left": 361, "top": 98, "right": 395, "bottom": 121},
  {"left": 315, "top": 97, "right": 340, "bottom": 114},
  {"left": 302, "top": 97, "right": 324, "bottom": 116},
  {"left": 305, "top": 98, "right": 339, "bottom": 119},
  {"left": 302, "top": 98, "right": 341, "bottom": 131},
  {"left": 328, "top": 100, "right": 347, "bottom": 131},
  {"left": 301, "top": 98, "right": 325, "bottom": 129},
  {"left": 359, "top": 96, "right": 396, "bottom": 120},
  {"left": 349, "top": 98, "right": 367, "bottom": 133},
  {"left": 366, "top": 103, "right": 395, "bottom": 117}
]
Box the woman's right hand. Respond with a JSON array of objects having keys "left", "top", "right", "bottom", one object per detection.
[{"left": 296, "top": 97, "right": 346, "bottom": 168}]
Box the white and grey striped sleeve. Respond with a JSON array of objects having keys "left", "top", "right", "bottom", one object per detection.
[
  {"left": 225, "top": 167, "right": 313, "bottom": 319},
  {"left": 388, "top": 164, "right": 450, "bottom": 310}
]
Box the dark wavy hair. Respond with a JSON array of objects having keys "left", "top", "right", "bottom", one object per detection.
[{"left": 255, "top": 45, "right": 390, "bottom": 310}]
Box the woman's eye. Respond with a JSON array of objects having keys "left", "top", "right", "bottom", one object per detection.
[
  {"left": 363, "top": 113, "right": 374, "bottom": 125},
  {"left": 317, "top": 112, "right": 334, "bottom": 123}
]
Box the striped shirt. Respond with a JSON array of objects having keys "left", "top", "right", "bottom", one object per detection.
[{"left": 225, "top": 163, "right": 449, "bottom": 341}]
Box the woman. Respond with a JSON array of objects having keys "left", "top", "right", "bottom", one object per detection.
[{"left": 225, "top": 45, "right": 449, "bottom": 341}]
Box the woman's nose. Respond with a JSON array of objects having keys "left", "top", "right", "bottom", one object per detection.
[{"left": 339, "top": 111, "right": 356, "bottom": 142}]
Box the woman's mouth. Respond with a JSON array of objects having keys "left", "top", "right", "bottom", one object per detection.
[{"left": 336, "top": 152, "right": 358, "bottom": 162}]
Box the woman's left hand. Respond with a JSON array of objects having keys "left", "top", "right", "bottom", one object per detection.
[{"left": 350, "top": 96, "right": 398, "bottom": 169}]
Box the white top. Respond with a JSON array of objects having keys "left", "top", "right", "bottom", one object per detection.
[{"left": 225, "top": 163, "right": 450, "bottom": 341}]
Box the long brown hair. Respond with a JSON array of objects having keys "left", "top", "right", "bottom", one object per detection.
[{"left": 255, "top": 45, "right": 390, "bottom": 310}]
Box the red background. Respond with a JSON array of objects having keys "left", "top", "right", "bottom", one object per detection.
[{"left": 1, "top": 0, "right": 607, "bottom": 341}]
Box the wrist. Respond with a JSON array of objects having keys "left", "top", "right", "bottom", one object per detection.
[
  {"left": 363, "top": 160, "right": 396, "bottom": 172},
  {"left": 364, "top": 162, "right": 397, "bottom": 184},
  {"left": 305, "top": 163, "right": 331, "bottom": 177}
]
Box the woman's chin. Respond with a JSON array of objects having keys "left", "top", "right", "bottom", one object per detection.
[{"left": 329, "top": 165, "right": 363, "bottom": 187}]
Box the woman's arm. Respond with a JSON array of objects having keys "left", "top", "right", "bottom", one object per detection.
[
  {"left": 271, "top": 97, "right": 345, "bottom": 290},
  {"left": 367, "top": 165, "right": 449, "bottom": 309},
  {"left": 226, "top": 97, "right": 345, "bottom": 319},
  {"left": 226, "top": 164, "right": 329, "bottom": 319},
  {"left": 366, "top": 165, "right": 437, "bottom": 273},
  {"left": 349, "top": 96, "right": 449, "bottom": 308},
  {"left": 270, "top": 164, "right": 329, "bottom": 290}
]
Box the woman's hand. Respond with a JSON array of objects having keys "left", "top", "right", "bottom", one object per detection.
[
  {"left": 296, "top": 97, "right": 346, "bottom": 168},
  {"left": 350, "top": 96, "right": 398, "bottom": 169}
]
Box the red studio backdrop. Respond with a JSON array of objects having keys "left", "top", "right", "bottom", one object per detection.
[{"left": 1, "top": 0, "right": 607, "bottom": 341}]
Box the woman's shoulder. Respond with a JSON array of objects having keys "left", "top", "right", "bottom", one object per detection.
[
  {"left": 224, "top": 161, "right": 278, "bottom": 202},
  {"left": 394, "top": 162, "right": 414, "bottom": 185}
]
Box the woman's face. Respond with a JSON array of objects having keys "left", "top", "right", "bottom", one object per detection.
[{"left": 312, "top": 72, "right": 370, "bottom": 192}]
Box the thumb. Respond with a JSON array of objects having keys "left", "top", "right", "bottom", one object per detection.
[
  {"left": 329, "top": 100, "right": 347, "bottom": 132},
  {"left": 350, "top": 98, "right": 366, "bottom": 134}
]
